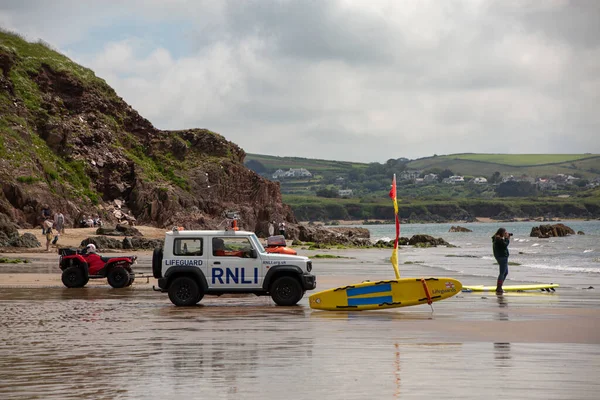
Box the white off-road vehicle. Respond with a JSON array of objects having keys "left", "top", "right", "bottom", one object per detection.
[{"left": 152, "top": 229, "right": 316, "bottom": 306}]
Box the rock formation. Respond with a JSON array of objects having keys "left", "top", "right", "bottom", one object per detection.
[
  {"left": 408, "top": 234, "right": 451, "bottom": 247},
  {"left": 0, "top": 30, "right": 294, "bottom": 233},
  {"left": 449, "top": 225, "right": 472, "bottom": 232},
  {"left": 530, "top": 224, "right": 576, "bottom": 238}
]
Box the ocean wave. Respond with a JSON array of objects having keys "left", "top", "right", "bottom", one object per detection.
[
  {"left": 522, "top": 263, "right": 600, "bottom": 274},
  {"left": 531, "top": 243, "right": 540, "bottom": 247},
  {"left": 481, "top": 256, "right": 495, "bottom": 260},
  {"left": 583, "top": 249, "right": 594, "bottom": 253}
]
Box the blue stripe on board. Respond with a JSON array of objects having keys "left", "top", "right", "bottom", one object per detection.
[
  {"left": 347, "top": 284, "right": 392, "bottom": 297},
  {"left": 348, "top": 296, "right": 393, "bottom": 306}
]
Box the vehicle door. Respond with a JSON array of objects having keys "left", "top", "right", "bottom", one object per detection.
[
  {"left": 166, "top": 236, "right": 207, "bottom": 279},
  {"left": 208, "top": 236, "right": 262, "bottom": 289}
]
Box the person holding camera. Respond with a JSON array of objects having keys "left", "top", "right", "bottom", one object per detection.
[{"left": 492, "top": 227, "right": 512, "bottom": 294}]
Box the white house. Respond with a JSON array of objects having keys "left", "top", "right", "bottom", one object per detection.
[
  {"left": 444, "top": 176, "right": 464, "bottom": 184},
  {"left": 399, "top": 170, "right": 421, "bottom": 181},
  {"left": 283, "top": 168, "right": 312, "bottom": 178},
  {"left": 272, "top": 169, "right": 286, "bottom": 179},
  {"left": 472, "top": 177, "right": 488, "bottom": 184},
  {"left": 338, "top": 189, "right": 353, "bottom": 197}
]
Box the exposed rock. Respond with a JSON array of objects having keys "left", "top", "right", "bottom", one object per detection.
[
  {"left": 0, "top": 32, "right": 296, "bottom": 234},
  {"left": 530, "top": 224, "right": 576, "bottom": 238},
  {"left": 128, "top": 237, "right": 164, "bottom": 250},
  {"left": 297, "top": 225, "right": 371, "bottom": 246},
  {"left": 9, "top": 233, "right": 41, "bottom": 248},
  {"left": 0, "top": 213, "right": 19, "bottom": 238},
  {"left": 408, "top": 235, "right": 451, "bottom": 247},
  {"left": 577, "top": 231, "right": 585, "bottom": 235},
  {"left": 81, "top": 236, "right": 123, "bottom": 250},
  {"left": 95, "top": 224, "right": 143, "bottom": 236},
  {"left": 449, "top": 225, "right": 472, "bottom": 233}
]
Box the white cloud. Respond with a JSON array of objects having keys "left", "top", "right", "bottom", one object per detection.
[{"left": 1, "top": 0, "right": 599, "bottom": 162}]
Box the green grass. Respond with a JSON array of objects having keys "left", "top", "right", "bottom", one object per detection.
[
  {"left": 0, "top": 257, "right": 30, "bottom": 264},
  {"left": 312, "top": 254, "right": 352, "bottom": 259},
  {"left": 445, "top": 153, "right": 598, "bottom": 166}
]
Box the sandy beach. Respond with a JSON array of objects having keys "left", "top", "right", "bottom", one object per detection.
[{"left": 1, "top": 231, "right": 599, "bottom": 399}]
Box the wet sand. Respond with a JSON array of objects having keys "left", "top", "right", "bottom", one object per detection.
[{"left": 1, "top": 248, "right": 600, "bottom": 399}]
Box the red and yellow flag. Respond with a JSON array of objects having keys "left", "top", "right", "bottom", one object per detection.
[{"left": 389, "top": 174, "right": 400, "bottom": 279}]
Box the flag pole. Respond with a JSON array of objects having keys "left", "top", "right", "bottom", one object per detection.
[{"left": 389, "top": 174, "right": 400, "bottom": 279}]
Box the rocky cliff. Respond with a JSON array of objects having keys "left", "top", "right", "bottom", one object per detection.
[{"left": 0, "top": 30, "right": 294, "bottom": 235}]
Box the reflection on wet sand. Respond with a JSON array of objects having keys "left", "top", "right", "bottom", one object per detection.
[{"left": 1, "top": 276, "right": 600, "bottom": 398}]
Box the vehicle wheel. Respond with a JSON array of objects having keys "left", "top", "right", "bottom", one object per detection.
[
  {"left": 61, "top": 266, "right": 86, "bottom": 288},
  {"left": 270, "top": 276, "right": 303, "bottom": 306},
  {"left": 152, "top": 247, "right": 163, "bottom": 279},
  {"left": 107, "top": 266, "right": 130, "bottom": 289},
  {"left": 125, "top": 275, "right": 135, "bottom": 287},
  {"left": 168, "top": 277, "right": 201, "bottom": 306}
]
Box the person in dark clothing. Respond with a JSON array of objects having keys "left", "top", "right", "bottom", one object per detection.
[{"left": 492, "top": 227, "right": 511, "bottom": 294}]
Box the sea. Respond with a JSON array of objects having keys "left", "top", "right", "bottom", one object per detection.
[{"left": 337, "top": 220, "right": 600, "bottom": 289}]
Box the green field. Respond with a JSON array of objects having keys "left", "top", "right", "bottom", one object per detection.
[
  {"left": 246, "top": 153, "right": 368, "bottom": 176},
  {"left": 429, "top": 153, "right": 599, "bottom": 166},
  {"left": 405, "top": 154, "right": 600, "bottom": 178}
]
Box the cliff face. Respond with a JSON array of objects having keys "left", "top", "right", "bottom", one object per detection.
[{"left": 0, "top": 31, "right": 294, "bottom": 234}]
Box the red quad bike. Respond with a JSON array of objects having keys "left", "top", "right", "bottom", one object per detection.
[{"left": 59, "top": 248, "right": 137, "bottom": 288}]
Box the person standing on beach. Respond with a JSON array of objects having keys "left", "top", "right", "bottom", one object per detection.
[
  {"left": 492, "top": 227, "right": 511, "bottom": 294},
  {"left": 278, "top": 221, "right": 286, "bottom": 238}
]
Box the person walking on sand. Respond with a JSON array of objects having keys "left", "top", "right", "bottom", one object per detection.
[
  {"left": 492, "top": 227, "right": 511, "bottom": 294},
  {"left": 45, "top": 227, "right": 54, "bottom": 251}
]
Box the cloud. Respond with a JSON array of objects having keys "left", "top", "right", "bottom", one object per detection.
[{"left": 1, "top": 0, "right": 599, "bottom": 162}]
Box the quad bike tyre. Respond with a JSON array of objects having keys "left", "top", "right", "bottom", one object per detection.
[
  {"left": 61, "top": 266, "right": 88, "bottom": 288},
  {"left": 270, "top": 276, "right": 303, "bottom": 306},
  {"left": 107, "top": 266, "right": 130, "bottom": 289},
  {"left": 168, "top": 276, "right": 202, "bottom": 306},
  {"left": 125, "top": 275, "right": 135, "bottom": 287}
]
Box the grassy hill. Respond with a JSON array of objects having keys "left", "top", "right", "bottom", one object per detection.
[{"left": 405, "top": 153, "right": 600, "bottom": 178}]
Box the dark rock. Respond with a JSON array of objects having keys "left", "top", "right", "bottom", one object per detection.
[
  {"left": 96, "top": 224, "right": 143, "bottom": 236},
  {"left": 8, "top": 233, "right": 41, "bottom": 248},
  {"left": 122, "top": 237, "right": 133, "bottom": 249},
  {"left": 81, "top": 236, "right": 123, "bottom": 249},
  {"left": 449, "top": 225, "right": 472, "bottom": 233},
  {"left": 408, "top": 234, "right": 451, "bottom": 247},
  {"left": 297, "top": 225, "right": 371, "bottom": 246},
  {"left": 530, "top": 224, "right": 576, "bottom": 238},
  {"left": 129, "top": 237, "right": 164, "bottom": 250},
  {"left": 0, "top": 213, "right": 19, "bottom": 238},
  {"left": 577, "top": 231, "right": 585, "bottom": 235}
]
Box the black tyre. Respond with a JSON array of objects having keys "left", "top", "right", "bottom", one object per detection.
[
  {"left": 168, "top": 276, "right": 201, "bottom": 307},
  {"left": 107, "top": 266, "right": 130, "bottom": 288},
  {"left": 152, "top": 247, "right": 163, "bottom": 279},
  {"left": 125, "top": 275, "right": 135, "bottom": 287},
  {"left": 270, "top": 276, "right": 303, "bottom": 306},
  {"left": 61, "top": 266, "right": 87, "bottom": 288}
]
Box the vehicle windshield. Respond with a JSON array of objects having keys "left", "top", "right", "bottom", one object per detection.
[{"left": 249, "top": 234, "right": 266, "bottom": 253}]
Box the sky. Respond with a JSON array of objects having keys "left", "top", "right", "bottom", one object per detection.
[{"left": 1, "top": 0, "right": 599, "bottom": 163}]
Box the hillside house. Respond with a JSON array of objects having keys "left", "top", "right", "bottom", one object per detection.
[
  {"left": 472, "top": 177, "right": 488, "bottom": 184},
  {"left": 423, "top": 173, "right": 438, "bottom": 183},
  {"left": 338, "top": 189, "right": 353, "bottom": 197},
  {"left": 536, "top": 178, "right": 557, "bottom": 191},
  {"left": 399, "top": 170, "right": 421, "bottom": 181},
  {"left": 273, "top": 168, "right": 313, "bottom": 179},
  {"left": 284, "top": 168, "right": 312, "bottom": 178},
  {"left": 272, "top": 169, "right": 286, "bottom": 179},
  {"left": 443, "top": 176, "right": 465, "bottom": 184}
]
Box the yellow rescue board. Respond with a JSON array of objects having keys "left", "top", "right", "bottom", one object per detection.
[
  {"left": 309, "top": 278, "right": 462, "bottom": 311},
  {"left": 463, "top": 284, "right": 558, "bottom": 292}
]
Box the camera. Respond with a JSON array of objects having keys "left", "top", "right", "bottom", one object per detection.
[{"left": 508, "top": 233, "right": 513, "bottom": 236}]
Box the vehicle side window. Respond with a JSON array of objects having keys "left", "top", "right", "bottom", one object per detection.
[
  {"left": 174, "top": 238, "right": 203, "bottom": 256},
  {"left": 212, "top": 237, "right": 252, "bottom": 257}
]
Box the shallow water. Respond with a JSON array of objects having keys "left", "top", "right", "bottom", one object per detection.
[{"left": 1, "top": 250, "right": 600, "bottom": 399}]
